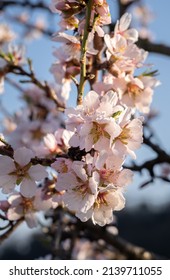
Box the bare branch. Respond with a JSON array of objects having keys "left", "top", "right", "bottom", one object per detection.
[
  {"left": 0, "top": 63, "right": 65, "bottom": 111},
  {"left": 137, "top": 38, "right": 170, "bottom": 57},
  {"left": 0, "top": 219, "right": 24, "bottom": 245},
  {"left": 76, "top": 219, "right": 157, "bottom": 259},
  {"left": 0, "top": 0, "right": 50, "bottom": 12}
]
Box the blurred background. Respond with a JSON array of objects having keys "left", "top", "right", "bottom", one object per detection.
[{"left": 0, "top": 0, "right": 170, "bottom": 259}]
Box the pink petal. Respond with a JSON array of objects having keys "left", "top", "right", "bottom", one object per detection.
[
  {"left": 20, "top": 179, "right": 37, "bottom": 198},
  {"left": 29, "top": 165, "right": 47, "bottom": 181},
  {"left": 0, "top": 156, "right": 15, "bottom": 175},
  {"left": 0, "top": 175, "right": 16, "bottom": 193},
  {"left": 25, "top": 212, "right": 38, "bottom": 228},
  {"left": 83, "top": 91, "right": 100, "bottom": 113},
  {"left": 7, "top": 206, "right": 23, "bottom": 221},
  {"left": 8, "top": 193, "right": 22, "bottom": 206},
  {"left": 14, "top": 147, "right": 33, "bottom": 166},
  {"left": 56, "top": 173, "right": 78, "bottom": 191}
]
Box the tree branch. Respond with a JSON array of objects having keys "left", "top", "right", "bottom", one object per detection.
[
  {"left": 77, "top": 0, "right": 93, "bottom": 105},
  {"left": 137, "top": 38, "right": 170, "bottom": 57},
  {"left": 0, "top": 62, "right": 65, "bottom": 111},
  {"left": 76, "top": 219, "right": 157, "bottom": 259},
  {"left": 0, "top": 219, "right": 24, "bottom": 245},
  {"left": 0, "top": 0, "right": 50, "bottom": 12}
]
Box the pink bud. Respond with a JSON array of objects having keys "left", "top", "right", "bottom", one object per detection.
[{"left": 0, "top": 201, "right": 10, "bottom": 212}]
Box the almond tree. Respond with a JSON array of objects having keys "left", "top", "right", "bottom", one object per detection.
[{"left": 0, "top": 0, "right": 169, "bottom": 259}]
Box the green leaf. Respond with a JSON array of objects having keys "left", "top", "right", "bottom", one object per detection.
[{"left": 112, "top": 110, "right": 122, "bottom": 119}]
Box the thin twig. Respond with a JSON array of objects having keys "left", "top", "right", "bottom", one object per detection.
[
  {"left": 77, "top": 0, "right": 93, "bottom": 105},
  {"left": 0, "top": 219, "right": 24, "bottom": 245}
]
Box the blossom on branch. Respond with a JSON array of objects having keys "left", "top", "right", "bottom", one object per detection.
[{"left": 0, "top": 147, "right": 47, "bottom": 197}]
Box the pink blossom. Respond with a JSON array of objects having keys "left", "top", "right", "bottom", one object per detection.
[
  {"left": 56, "top": 161, "right": 99, "bottom": 215},
  {"left": 0, "top": 147, "right": 47, "bottom": 197},
  {"left": 77, "top": 188, "right": 125, "bottom": 226},
  {"left": 113, "top": 112, "right": 143, "bottom": 159},
  {"left": 59, "top": 16, "right": 79, "bottom": 31},
  {"left": 94, "top": 150, "right": 133, "bottom": 187},
  {"left": 120, "top": 74, "right": 160, "bottom": 113},
  {"left": 95, "top": 0, "right": 111, "bottom": 26},
  {"left": 66, "top": 90, "right": 123, "bottom": 152},
  {"left": 104, "top": 33, "right": 148, "bottom": 75},
  {"left": 7, "top": 190, "right": 51, "bottom": 228},
  {"left": 7, "top": 44, "right": 26, "bottom": 66},
  {"left": 114, "top": 13, "right": 138, "bottom": 43},
  {"left": 0, "top": 24, "right": 15, "bottom": 45}
]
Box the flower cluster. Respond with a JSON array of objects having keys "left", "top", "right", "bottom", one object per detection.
[{"left": 0, "top": 1, "right": 160, "bottom": 228}]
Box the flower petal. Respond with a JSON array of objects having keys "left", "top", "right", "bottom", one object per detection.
[
  {"left": 7, "top": 206, "right": 23, "bottom": 221},
  {"left": 56, "top": 173, "right": 78, "bottom": 191},
  {"left": 0, "top": 156, "right": 15, "bottom": 175},
  {"left": 0, "top": 174, "right": 16, "bottom": 193},
  {"left": 14, "top": 147, "right": 33, "bottom": 166},
  {"left": 29, "top": 165, "right": 47, "bottom": 181},
  {"left": 25, "top": 212, "right": 38, "bottom": 228},
  {"left": 20, "top": 178, "right": 37, "bottom": 198}
]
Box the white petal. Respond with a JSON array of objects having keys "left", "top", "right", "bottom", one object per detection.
[
  {"left": 107, "top": 191, "right": 125, "bottom": 210},
  {"left": 71, "top": 161, "right": 87, "bottom": 181},
  {"left": 69, "top": 134, "right": 81, "bottom": 148},
  {"left": 34, "top": 190, "right": 52, "bottom": 211},
  {"left": 63, "top": 191, "right": 95, "bottom": 213},
  {"left": 125, "top": 29, "right": 138, "bottom": 42},
  {"left": 93, "top": 208, "right": 113, "bottom": 226},
  {"left": 52, "top": 32, "right": 79, "bottom": 44},
  {"left": 95, "top": 136, "right": 110, "bottom": 151},
  {"left": 7, "top": 206, "right": 23, "bottom": 221},
  {"left": 25, "top": 212, "right": 38, "bottom": 228},
  {"left": 29, "top": 165, "right": 47, "bottom": 181},
  {"left": 119, "top": 13, "right": 131, "bottom": 32},
  {"left": 83, "top": 91, "right": 100, "bottom": 113},
  {"left": 89, "top": 172, "right": 99, "bottom": 195},
  {"left": 0, "top": 174, "right": 16, "bottom": 193},
  {"left": 76, "top": 208, "right": 93, "bottom": 222},
  {"left": 84, "top": 134, "right": 94, "bottom": 152},
  {"left": 104, "top": 34, "right": 114, "bottom": 54},
  {"left": 95, "top": 151, "right": 108, "bottom": 170},
  {"left": 80, "top": 123, "right": 93, "bottom": 136},
  {"left": 56, "top": 173, "right": 78, "bottom": 191},
  {"left": 20, "top": 179, "right": 37, "bottom": 198},
  {"left": 105, "top": 121, "right": 122, "bottom": 139},
  {"left": 0, "top": 156, "right": 15, "bottom": 175},
  {"left": 8, "top": 194, "right": 22, "bottom": 206},
  {"left": 14, "top": 147, "right": 33, "bottom": 166},
  {"left": 117, "top": 169, "right": 133, "bottom": 187}
]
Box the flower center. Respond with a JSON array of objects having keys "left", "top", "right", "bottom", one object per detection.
[
  {"left": 117, "top": 126, "right": 130, "bottom": 145},
  {"left": 90, "top": 122, "right": 110, "bottom": 144},
  {"left": 127, "top": 83, "right": 142, "bottom": 98},
  {"left": 95, "top": 191, "right": 108, "bottom": 208},
  {"left": 22, "top": 197, "right": 34, "bottom": 213}
]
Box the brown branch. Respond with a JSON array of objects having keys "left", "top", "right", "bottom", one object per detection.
[
  {"left": 117, "top": 0, "right": 141, "bottom": 18},
  {"left": 0, "top": 63, "right": 65, "bottom": 111},
  {"left": 126, "top": 155, "right": 170, "bottom": 177},
  {"left": 143, "top": 135, "right": 168, "bottom": 156},
  {"left": 0, "top": 0, "right": 50, "bottom": 12},
  {"left": 0, "top": 219, "right": 24, "bottom": 245},
  {"left": 46, "top": 208, "right": 157, "bottom": 259},
  {"left": 137, "top": 38, "right": 170, "bottom": 57},
  {"left": 77, "top": 220, "right": 156, "bottom": 259},
  {"left": 31, "top": 157, "right": 56, "bottom": 166},
  {"left": 125, "top": 132, "right": 170, "bottom": 177}
]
